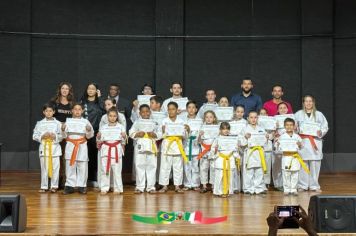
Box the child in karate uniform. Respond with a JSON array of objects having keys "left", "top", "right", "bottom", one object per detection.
[
  {"left": 97, "top": 107, "right": 126, "bottom": 194},
  {"left": 275, "top": 118, "right": 304, "bottom": 195},
  {"left": 198, "top": 110, "right": 219, "bottom": 193},
  {"left": 209, "top": 122, "right": 239, "bottom": 197},
  {"left": 33, "top": 103, "right": 63, "bottom": 193},
  {"left": 183, "top": 101, "right": 202, "bottom": 191},
  {"left": 241, "top": 111, "right": 270, "bottom": 195},
  {"left": 229, "top": 105, "right": 247, "bottom": 193},
  {"left": 62, "top": 103, "right": 94, "bottom": 194},
  {"left": 159, "top": 101, "right": 189, "bottom": 193},
  {"left": 129, "top": 104, "right": 160, "bottom": 194},
  {"left": 295, "top": 95, "right": 328, "bottom": 192}
]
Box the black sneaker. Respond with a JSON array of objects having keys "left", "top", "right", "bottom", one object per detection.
[
  {"left": 63, "top": 186, "right": 75, "bottom": 195},
  {"left": 78, "top": 187, "right": 87, "bottom": 194}
]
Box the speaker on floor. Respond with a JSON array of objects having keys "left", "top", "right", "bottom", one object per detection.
[
  {"left": 0, "top": 194, "right": 27, "bottom": 232},
  {"left": 308, "top": 195, "right": 356, "bottom": 233}
]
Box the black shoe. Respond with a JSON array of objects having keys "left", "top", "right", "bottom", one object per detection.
[
  {"left": 78, "top": 187, "right": 87, "bottom": 194},
  {"left": 63, "top": 186, "right": 75, "bottom": 195}
]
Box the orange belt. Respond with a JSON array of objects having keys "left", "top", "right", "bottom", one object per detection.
[
  {"left": 103, "top": 141, "right": 121, "bottom": 175},
  {"left": 299, "top": 134, "right": 318, "bottom": 151},
  {"left": 197, "top": 143, "right": 212, "bottom": 160},
  {"left": 66, "top": 137, "right": 87, "bottom": 166}
]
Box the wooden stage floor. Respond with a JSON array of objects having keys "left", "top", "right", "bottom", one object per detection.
[{"left": 1, "top": 172, "right": 356, "bottom": 235}]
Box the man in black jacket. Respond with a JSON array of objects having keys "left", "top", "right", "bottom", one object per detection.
[{"left": 108, "top": 83, "right": 131, "bottom": 128}]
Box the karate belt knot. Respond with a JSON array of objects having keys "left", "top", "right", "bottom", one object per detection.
[
  {"left": 143, "top": 133, "right": 157, "bottom": 155},
  {"left": 248, "top": 146, "right": 267, "bottom": 174},
  {"left": 43, "top": 139, "right": 53, "bottom": 178},
  {"left": 66, "top": 137, "right": 87, "bottom": 166},
  {"left": 165, "top": 136, "right": 188, "bottom": 163},
  {"left": 299, "top": 134, "right": 318, "bottom": 151},
  {"left": 197, "top": 143, "right": 212, "bottom": 160},
  {"left": 218, "top": 152, "right": 233, "bottom": 195},
  {"left": 102, "top": 141, "right": 121, "bottom": 175},
  {"left": 283, "top": 151, "right": 310, "bottom": 174}
]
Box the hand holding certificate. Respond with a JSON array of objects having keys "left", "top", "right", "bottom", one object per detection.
[
  {"left": 299, "top": 121, "right": 321, "bottom": 137},
  {"left": 100, "top": 126, "right": 123, "bottom": 141},
  {"left": 248, "top": 133, "right": 267, "bottom": 147},
  {"left": 215, "top": 107, "right": 234, "bottom": 121},
  {"left": 279, "top": 139, "right": 298, "bottom": 152},
  {"left": 165, "top": 123, "right": 185, "bottom": 137},
  {"left": 201, "top": 125, "right": 220, "bottom": 139},
  {"left": 136, "top": 119, "right": 156, "bottom": 133},
  {"left": 258, "top": 116, "right": 277, "bottom": 130},
  {"left": 218, "top": 136, "right": 238, "bottom": 151},
  {"left": 66, "top": 118, "right": 87, "bottom": 134}
]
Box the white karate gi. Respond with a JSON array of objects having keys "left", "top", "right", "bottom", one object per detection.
[
  {"left": 197, "top": 102, "right": 218, "bottom": 119},
  {"left": 33, "top": 118, "right": 63, "bottom": 190},
  {"left": 295, "top": 110, "right": 328, "bottom": 191},
  {"left": 63, "top": 118, "right": 94, "bottom": 188},
  {"left": 199, "top": 124, "right": 217, "bottom": 185},
  {"left": 161, "top": 97, "right": 188, "bottom": 120}
]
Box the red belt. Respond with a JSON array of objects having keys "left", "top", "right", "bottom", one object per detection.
[
  {"left": 103, "top": 141, "right": 121, "bottom": 175},
  {"left": 299, "top": 134, "right": 318, "bottom": 151}
]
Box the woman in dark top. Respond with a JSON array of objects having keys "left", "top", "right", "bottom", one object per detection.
[
  {"left": 80, "top": 83, "right": 105, "bottom": 186},
  {"left": 50, "top": 82, "right": 74, "bottom": 188}
]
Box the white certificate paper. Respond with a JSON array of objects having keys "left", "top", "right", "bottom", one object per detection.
[
  {"left": 37, "top": 121, "right": 58, "bottom": 135},
  {"left": 274, "top": 114, "right": 295, "bottom": 128},
  {"left": 218, "top": 136, "right": 238, "bottom": 151},
  {"left": 202, "top": 104, "right": 218, "bottom": 113},
  {"left": 279, "top": 139, "right": 298, "bottom": 152},
  {"left": 136, "top": 119, "right": 156, "bottom": 133},
  {"left": 201, "top": 125, "right": 220, "bottom": 139},
  {"left": 215, "top": 107, "right": 234, "bottom": 121},
  {"left": 165, "top": 123, "right": 185, "bottom": 137},
  {"left": 229, "top": 122, "right": 246, "bottom": 136},
  {"left": 248, "top": 133, "right": 267, "bottom": 147},
  {"left": 66, "top": 118, "right": 87, "bottom": 134},
  {"left": 100, "top": 126, "right": 123, "bottom": 141},
  {"left": 137, "top": 95, "right": 155, "bottom": 106},
  {"left": 299, "top": 121, "right": 321, "bottom": 137},
  {"left": 258, "top": 116, "right": 277, "bottom": 131},
  {"left": 151, "top": 111, "right": 167, "bottom": 125},
  {"left": 187, "top": 119, "right": 203, "bottom": 133},
  {"left": 173, "top": 97, "right": 189, "bottom": 111}
]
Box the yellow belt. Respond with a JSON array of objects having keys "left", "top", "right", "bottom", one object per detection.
[
  {"left": 143, "top": 133, "right": 157, "bottom": 155},
  {"left": 283, "top": 152, "right": 310, "bottom": 174},
  {"left": 43, "top": 139, "right": 53, "bottom": 178},
  {"left": 165, "top": 136, "right": 188, "bottom": 163},
  {"left": 219, "top": 152, "right": 233, "bottom": 195},
  {"left": 248, "top": 146, "right": 267, "bottom": 173}
]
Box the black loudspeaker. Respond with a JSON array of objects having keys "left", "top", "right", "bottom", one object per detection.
[
  {"left": 0, "top": 194, "right": 27, "bottom": 232},
  {"left": 308, "top": 195, "right": 356, "bottom": 233}
]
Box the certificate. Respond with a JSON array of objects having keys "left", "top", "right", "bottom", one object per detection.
[
  {"left": 275, "top": 114, "right": 295, "bottom": 128},
  {"left": 279, "top": 139, "right": 298, "bottom": 152},
  {"left": 136, "top": 119, "right": 156, "bottom": 133},
  {"left": 229, "top": 122, "right": 246, "bottom": 136},
  {"left": 258, "top": 116, "right": 277, "bottom": 131},
  {"left": 187, "top": 119, "right": 203, "bottom": 134},
  {"left": 201, "top": 125, "right": 220, "bottom": 139},
  {"left": 248, "top": 133, "right": 267, "bottom": 147},
  {"left": 165, "top": 123, "right": 185, "bottom": 137},
  {"left": 151, "top": 111, "right": 166, "bottom": 125},
  {"left": 37, "top": 121, "right": 58, "bottom": 135},
  {"left": 215, "top": 107, "right": 234, "bottom": 121},
  {"left": 173, "top": 97, "right": 189, "bottom": 111},
  {"left": 66, "top": 118, "right": 87, "bottom": 134},
  {"left": 137, "top": 95, "right": 155, "bottom": 106},
  {"left": 100, "top": 126, "right": 123, "bottom": 141},
  {"left": 202, "top": 104, "right": 218, "bottom": 113},
  {"left": 218, "top": 136, "right": 238, "bottom": 151},
  {"left": 299, "top": 121, "right": 321, "bottom": 137}
]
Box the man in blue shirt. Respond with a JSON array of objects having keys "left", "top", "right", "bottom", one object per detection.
[{"left": 230, "top": 77, "right": 262, "bottom": 118}]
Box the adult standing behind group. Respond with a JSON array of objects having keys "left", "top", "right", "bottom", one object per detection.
[
  {"left": 108, "top": 83, "right": 131, "bottom": 128},
  {"left": 230, "top": 78, "right": 263, "bottom": 117},
  {"left": 50, "top": 82, "right": 75, "bottom": 188},
  {"left": 263, "top": 84, "right": 293, "bottom": 116}
]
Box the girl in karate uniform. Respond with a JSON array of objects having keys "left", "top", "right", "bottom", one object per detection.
[
  {"left": 33, "top": 103, "right": 63, "bottom": 193},
  {"left": 62, "top": 103, "right": 94, "bottom": 194},
  {"left": 295, "top": 95, "right": 328, "bottom": 192}
]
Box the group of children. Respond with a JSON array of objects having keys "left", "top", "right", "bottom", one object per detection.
[{"left": 33, "top": 82, "right": 328, "bottom": 197}]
